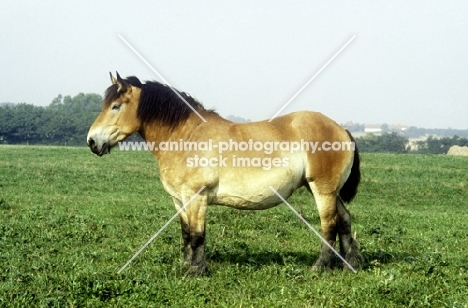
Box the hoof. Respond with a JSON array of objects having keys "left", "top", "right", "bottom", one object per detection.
[
  {"left": 311, "top": 265, "right": 331, "bottom": 272},
  {"left": 343, "top": 251, "right": 364, "bottom": 271},
  {"left": 312, "top": 258, "right": 333, "bottom": 272},
  {"left": 184, "top": 264, "right": 209, "bottom": 278},
  {"left": 342, "top": 240, "right": 363, "bottom": 271}
]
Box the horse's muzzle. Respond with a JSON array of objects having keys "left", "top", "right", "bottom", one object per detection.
[{"left": 87, "top": 138, "right": 110, "bottom": 156}]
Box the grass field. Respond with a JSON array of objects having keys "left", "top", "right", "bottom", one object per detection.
[{"left": 0, "top": 146, "right": 467, "bottom": 307}]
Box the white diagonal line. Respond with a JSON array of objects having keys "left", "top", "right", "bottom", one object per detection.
[
  {"left": 269, "top": 35, "right": 356, "bottom": 122},
  {"left": 117, "top": 186, "right": 206, "bottom": 274},
  {"left": 268, "top": 186, "right": 357, "bottom": 273},
  {"left": 118, "top": 34, "right": 207, "bottom": 122}
]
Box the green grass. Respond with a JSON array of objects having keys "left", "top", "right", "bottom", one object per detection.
[{"left": 1, "top": 146, "right": 467, "bottom": 307}]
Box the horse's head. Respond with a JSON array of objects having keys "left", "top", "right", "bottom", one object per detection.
[{"left": 87, "top": 72, "right": 141, "bottom": 156}]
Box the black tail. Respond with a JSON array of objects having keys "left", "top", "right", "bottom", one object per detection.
[{"left": 339, "top": 130, "right": 361, "bottom": 203}]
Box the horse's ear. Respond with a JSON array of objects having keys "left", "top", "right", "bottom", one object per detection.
[
  {"left": 109, "top": 72, "right": 117, "bottom": 85},
  {"left": 115, "top": 71, "right": 126, "bottom": 93}
]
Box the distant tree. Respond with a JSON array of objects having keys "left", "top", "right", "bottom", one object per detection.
[
  {"left": 6, "top": 104, "right": 45, "bottom": 143},
  {"left": 379, "top": 132, "right": 408, "bottom": 153},
  {"left": 0, "top": 106, "right": 15, "bottom": 142},
  {"left": 402, "top": 126, "right": 468, "bottom": 139},
  {"left": 381, "top": 123, "right": 389, "bottom": 133},
  {"left": 413, "top": 135, "right": 468, "bottom": 154},
  {"left": 0, "top": 93, "right": 102, "bottom": 145},
  {"left": 427, "top": 136, "right": 453, "bottom": 154},
  {"left": 49, "top": 95, "right": 63, "bottom": 109},
  {"left": 355, "top": 132, "right": 408, "bottom": 153},
  {"left": 404, "top": 126, "right": 421, "bottom": 138},
  {"left": 352, "top": 123, "right": 365, "bottom": 132},
  {"left": 355, "top": 133, "right": 380, "bottom": 153}
]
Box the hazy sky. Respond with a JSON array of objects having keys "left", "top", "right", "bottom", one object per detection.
[{"left": 1, "top": 1, "right": 468, "bottom": 129}]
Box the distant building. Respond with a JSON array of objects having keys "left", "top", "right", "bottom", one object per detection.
[
  {"left": 364, "top": 124, "right": 382, "bottom": 133},
  {"left": 388, "top": 124, "right": 409, "bottom": 131},
  {"left": 364, "top": 123, "right": 409, "bottom": 133}
]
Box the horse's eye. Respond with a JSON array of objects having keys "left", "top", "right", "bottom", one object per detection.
[{"left": 112, "top": 104, "right": 121, "bottom": 111}]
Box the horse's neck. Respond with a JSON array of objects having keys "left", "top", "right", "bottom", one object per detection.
[
  {"left": 138, "top": 123, "right": 182, "bottom": 145},
  {"left": 138, "top": 111, "right": 221, "bottom": 158}
]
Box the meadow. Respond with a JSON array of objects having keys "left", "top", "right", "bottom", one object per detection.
[{"left": 0, "top": 146, "right": 467, "bottom": 307}]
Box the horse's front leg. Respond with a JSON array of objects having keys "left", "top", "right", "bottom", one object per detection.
[
  {"left": 186, "top": 224, "right": 207, "bottom": 277},
  {"left": 174, "top": 198, "right": 192, "bottom": 266},
  {"left": 175, "top": 193, "right": 209, "bottom": 277}
]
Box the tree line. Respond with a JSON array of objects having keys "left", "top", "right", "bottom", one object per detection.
[
  {"left": 344, "top": 123, "right": 468, "bottom": 139},
  {"left": 355, "top": 132, "right": 468, "bottom": 154},
  {"left": 1, "top": 95, "right": 467, "bottom": 153},
  {"left": 0, "top": 94, "right": 102, "bottom": 146}
]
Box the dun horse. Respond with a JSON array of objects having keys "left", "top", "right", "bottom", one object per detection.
[{"left": 87, "top": 73, "right": 363, "bottom": 276}]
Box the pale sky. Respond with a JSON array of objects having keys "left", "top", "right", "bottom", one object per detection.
[{"left": 1, "top": 1, "right": 468, "bottom": 129}]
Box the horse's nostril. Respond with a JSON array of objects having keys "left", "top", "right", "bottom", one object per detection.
[{"left": 88, "top": 138, "right": 95, "bottom": 147}]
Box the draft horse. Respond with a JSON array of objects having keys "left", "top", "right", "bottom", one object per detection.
[{"left": 87, "top": 73, "right": 363, "bottom": 276}]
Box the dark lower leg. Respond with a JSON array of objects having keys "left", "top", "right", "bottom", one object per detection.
[
  {"left": 179, "top": 218, "right": 192, "bottom": 266},
  {"left": 313, "top": 225, "right": 337, "bottom": 270},
  {"left": 185, "top": 232, "right": 208, "bottom": 277},
  {"left": 191, "top": 234, "right": 206, "bottom": 267},
  {"left": 336, "top": 198, "right": 363, "bottom": 270}
]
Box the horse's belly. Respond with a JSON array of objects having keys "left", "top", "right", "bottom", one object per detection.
[
  {"left": 213, "top": 198, "right": 280, "bottom": 210},
  {"left": 212, "top": 167, "right": 304, "bottom": 210}
]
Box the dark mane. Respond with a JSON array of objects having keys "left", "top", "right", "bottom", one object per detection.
[{"left": 104, "top": 76, "right": 216, "bottom": 128}]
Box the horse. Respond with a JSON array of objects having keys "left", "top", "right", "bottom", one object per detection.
[{"left": 87, "top": 72, "right": 363, "bottom": 276}]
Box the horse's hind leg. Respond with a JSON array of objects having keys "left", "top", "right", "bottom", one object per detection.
[
  {"left": 336, "top": 197, "right": 363, "bottom": 270},
  {"left": 309, "top": 189, "right": 339, "bottom": 271}
]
